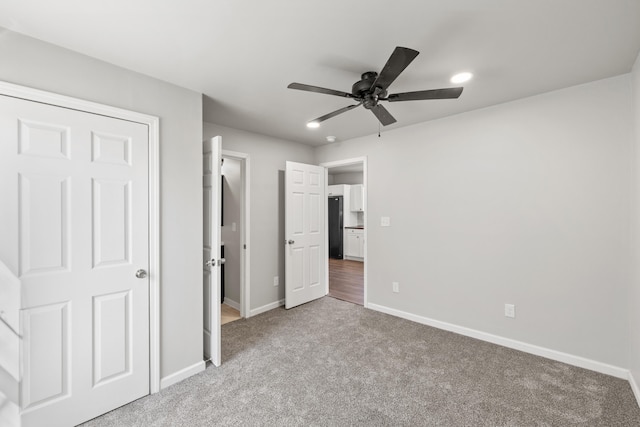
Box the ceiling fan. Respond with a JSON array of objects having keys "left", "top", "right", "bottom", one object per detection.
[{"left": 288, "top": 46, "right": 464, "bottom": 127}]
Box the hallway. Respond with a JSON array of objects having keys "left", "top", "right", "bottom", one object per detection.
[{"left": 328, "top": 258, "right": 364, "bottom": 306}]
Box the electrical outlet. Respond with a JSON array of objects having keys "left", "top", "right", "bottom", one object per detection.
[
  {"left": 392, "top": 282, "right": 399, "bottom": 293},
  {"left": 504, "top": 303, "right": 515, "bottom": 318},
  {"left": 273, "top": 276, "right": 279, "bottom": 287},
  {"left": 381, "top": 216, "right": 391, "bottom": 227},
  {"left": 231, "top": 222, "right": 237, "bottom": 232}
]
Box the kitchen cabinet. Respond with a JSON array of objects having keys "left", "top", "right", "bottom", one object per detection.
[
  {"left": 328, "top": 184, "right": 350, "bottom": 197},
  {"left": 345, "top": 228, "right": 364, "bottom": 261},
  {"left": 350, "top": 184, "right": 364, "bottom": 212}
]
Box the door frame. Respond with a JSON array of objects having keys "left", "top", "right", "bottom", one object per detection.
[
  {"left": 0, "top": 81, "right": 162, "bottom": 393},
  {"left": 221, "top": 150, "right": 251, "bottom": 318},
  {"left": 319, "top": 157, "right": 368, "bottom": 307}
]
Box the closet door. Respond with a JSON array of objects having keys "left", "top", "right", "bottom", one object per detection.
[{"left": 0, "top": 94, "right": 150, "bottom": 427}]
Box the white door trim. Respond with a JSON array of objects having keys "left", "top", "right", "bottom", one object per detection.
[
  {"left": 319, "top": 157, "right": 368, "bottom": 307},
  {"left": 221, "top": 150, "right": 251, "bottom": 318},
  {"left": 0, "top": 80, "right": 162, "bottom": 394}
]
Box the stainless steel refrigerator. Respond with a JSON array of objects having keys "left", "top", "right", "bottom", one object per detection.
[{"left": 328, "top": 196, "right": 343, "bottom": 259}]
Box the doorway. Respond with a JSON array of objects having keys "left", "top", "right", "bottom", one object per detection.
[
  {"left": 202, "top": 140, "right": 251, "bottom": 366},
  {"left": 321, "top": 158, "right": 367, "bottom": 307},
  {"left": 220, "top": 151, "right": 250, "bottom": 323},
  {"left": 203, "top": 150, "right": 250, "bottom": 332}
]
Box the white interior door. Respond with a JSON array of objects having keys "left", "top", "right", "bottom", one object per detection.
[
  {"left": 285, "top": 161, "right": 326, "bottom": 309},
  {"left": 0, "top": 94, "right": 150, "bottom": 427},
  {"left": 203, "top": 136, "right": 222, "bottom": 366}
]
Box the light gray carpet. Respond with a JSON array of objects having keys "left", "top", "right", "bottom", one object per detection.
[{"left": 83, "top": 297, "right": 640, "bottom": 426}]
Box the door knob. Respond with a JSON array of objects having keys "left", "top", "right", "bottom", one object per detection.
[
  {"left": 287, "top": 240, "right": 295, "bottom": 245},
  {"left": 206, "top": 258, "right": 226, "bottom": 267},
  {"left": 135, "top": 269, "right": 148, "bottom": 279}
]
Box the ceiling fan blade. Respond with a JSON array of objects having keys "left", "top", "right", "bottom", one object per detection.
[
  {"left": 310, "top": 103, "right": 362, "bottom": 124},
  {"left": 387, "top": 87, "right": 463, "bottom": 102},
  {"left": 371, "top": 46, "right": 419, "bottom": 91},
  {"left": 288, "top": 83, "right": 354, "bottom": 98},
  {"left": 370, "top": 104, "right": 397, "bottom": 126}
]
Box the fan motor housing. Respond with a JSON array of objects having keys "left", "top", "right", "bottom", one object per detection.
[
  {"left": 352, "top": 71, "right": 388, "bottom": 109},
  {"left": 352, "top": 72, "right": 377, "bottom": 97}
]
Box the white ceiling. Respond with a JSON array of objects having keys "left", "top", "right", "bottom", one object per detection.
[{"left": 1, "top": 1, "right": 639, "bottom": 146}]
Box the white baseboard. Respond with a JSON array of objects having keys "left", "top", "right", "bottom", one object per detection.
[
  {"left": 160, "top": 360, "right": 206, "bottom": 390},
  {"left": 249, "top": 299, "right": 284, "bottom": 317},
  {"left": 629, "top": 371, "right": 640, "bottom": 408},
  {"left": 367, "top": 303, "right": 628, "bottom": 380},
  {"left": 223, "top": 298, "right": 241, "bottom": 311}
]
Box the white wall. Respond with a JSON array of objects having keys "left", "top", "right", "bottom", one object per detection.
[
  {"left": 221, "top": 157, "right": 242, "bottom": 305},
  {"left": 315, "top": 75, "right": 634, "bottom": 368},
  {"left": 0, "top": 30, "right": 204, "bottom": 380},
  {"left": 630, "top": 52, "right": 640, "bottom": 391},
  {"left": 203, "top": 122, "right": 315, "bottom": 311}
]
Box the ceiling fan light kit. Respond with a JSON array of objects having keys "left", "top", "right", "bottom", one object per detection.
[{"left": 289, "top": 46, "right": 465, "bottom": 128}]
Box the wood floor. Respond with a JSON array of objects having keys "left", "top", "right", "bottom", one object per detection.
[
  {"left": 221, "top": 303, "right": 241, "bottom": 325},
  {"left": 328, "top": 258, "right": 364, "bottom": 306}
]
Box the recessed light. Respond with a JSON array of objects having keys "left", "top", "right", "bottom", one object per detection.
[
  {"left": 326, "top": 136, "right": 336, "bottom": 143},
  {"left": 451, "top": 72, "right": 473, "bottom": 84},
  {"left": 306, "top": 121, "right": 320, "bottom": 129}
]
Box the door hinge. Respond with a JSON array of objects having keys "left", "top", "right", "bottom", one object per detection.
[{"left": 243, "top": 244, "right": 247, "bottom": 249}]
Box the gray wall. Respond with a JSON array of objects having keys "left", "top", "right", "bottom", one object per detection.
[
  {"left": 330, "top": 172, "right": 363, "bottom": 185},
  {"left": 203, "top": 122, "right": 315, "bottom": 310},
  {"left": 0, "top": 30, "right": 204, "bottom": 380},
  {"left": 221, "top": 157, "right": 242, "bottom": 305},
  {"left": 315, "top": 75, "right": 633, "bottom": 368},
  {"left": 630, "top": 53, "right": 640, "bottom": 387}
]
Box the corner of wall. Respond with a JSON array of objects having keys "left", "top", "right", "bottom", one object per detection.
[{"left": 629, "top": 49, "right": 640, "bottom": 408}]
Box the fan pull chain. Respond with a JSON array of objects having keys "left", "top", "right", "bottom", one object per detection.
[{"left": 378, "top": 121, "right": 381, "bottom": 138}]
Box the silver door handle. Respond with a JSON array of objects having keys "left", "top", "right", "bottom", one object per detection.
[
  {"left": 206, "top": 258, "right": 226, "bottom": 267},
  {"left": 135, "top": 269, "right": 148, "bottom": 279},
  {"left": 287, "top": 240, "right": 295, "bottom": 245}
]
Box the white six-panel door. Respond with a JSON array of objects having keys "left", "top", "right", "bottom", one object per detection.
[
  {"left": 0, "top": 95, "right": 150, "bottom": 427},
  {"left": 285, "top": 162, "right": 326, "bottom": 309},
  {"left": 203, "top": 137, "right": 222, "bottom": 367}
]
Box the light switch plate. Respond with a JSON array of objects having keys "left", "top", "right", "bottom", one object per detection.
[
  {"left": 381, "top": 216, "right": 391, "bottom": 227},
  {"left": 504, "top": 303, "right": 515, "bottom": 318}
]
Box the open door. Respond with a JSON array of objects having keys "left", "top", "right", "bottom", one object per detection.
[
  {"left": 203, "top": 136, "right": 223, "bottom": 366},
  {"left": 285, "top": 161, "right": 326, "bottom": 309}
]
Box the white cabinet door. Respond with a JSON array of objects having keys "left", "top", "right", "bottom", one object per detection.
[
  {"left": 0, "top": 94, "right": 150, "bottom": 427},
  {"left": 327, "top": 184, "right": 343, "bottom": 196},
  {"left": 357, "top": 231, "right": 365, "bottom": 258},
  {"left": 345, "top": 232, "right": 359, "bottom": 257},
  {"left": 345, "top": 229, "right": 364, "bottom": 259},
  {"left": 350, "top": 184, "right": 364, "bottom": 212}
]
